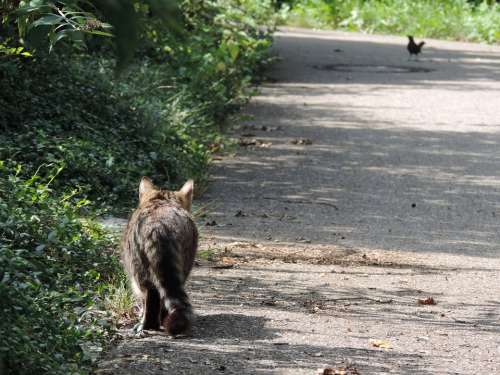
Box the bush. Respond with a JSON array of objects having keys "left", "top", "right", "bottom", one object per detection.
[
  {"left": 0, "top": 163, "right": 120, "bottom": 374},
  {"left": 0, "top": 53, "right": 211, "bottom": 212}
]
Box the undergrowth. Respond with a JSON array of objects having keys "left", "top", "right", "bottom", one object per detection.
[
  {"left": 286, "top": 0, "right": 500, "bottom": 43},
  {"left": 0, "top": 163, "right": 120, "bottom": 374},
  {"left": 0, "top": 0, "right": 281, "bottom": 373}
]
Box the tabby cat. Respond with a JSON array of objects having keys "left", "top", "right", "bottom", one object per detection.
[{"left": 122, "top": 177, "right": 198, "bottom": 336}]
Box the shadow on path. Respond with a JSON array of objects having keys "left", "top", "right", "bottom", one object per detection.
[{"left": 203, "top": 30, "right": 500, "bottom": 258}]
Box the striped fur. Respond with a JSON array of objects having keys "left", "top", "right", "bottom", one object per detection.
[{"left": 122, "top": 177, "right": 198, "bottom": 335}]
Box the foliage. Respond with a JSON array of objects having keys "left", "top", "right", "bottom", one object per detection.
[
  {"left": 13, "top": 0, "right": 111, "bottom": 51},
  {"left": 287, "top": 0, "right": 500, "bottom": 43},
  {"left": 0, "top": 0, "right": 278, "bottom": 374},
  {"left": 0, "top": 163, "right": 120, "bottom": 374},
  {"left": 0, "top": 0, "right": 177, "bottom": 67},
  {"left": 1, "top": 0, "right": 277, "bottom": 211},
  {"left": 0, "top": 53, "right": 211, "bottom": 212}
]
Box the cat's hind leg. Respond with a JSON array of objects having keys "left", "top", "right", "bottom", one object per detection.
[{"left": 134, "top": 287, "right": 162, "bottom": 332}]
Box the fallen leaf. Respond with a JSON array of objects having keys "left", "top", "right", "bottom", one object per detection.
[
  {"left": 417, "top": 297, "right": 436, "bottom": 305},
  {"left": 221, "top": 257, "right": 236, "bottom": 265},
  {"left": 370, "top": 339, "right": 392, "bottom": 349}
]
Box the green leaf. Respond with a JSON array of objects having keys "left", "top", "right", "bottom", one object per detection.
[
  {"left": 30, "top": 14, "right": 63, "bottom": 29},
  {"left": 87, "top": 30, "right": 113, "bottom": 37},
  {"left": 49, "top": 30, "right": 72, "bottom": 52},
  {"left": 227, "top": 42, "right": 239, "bottom": 62}
]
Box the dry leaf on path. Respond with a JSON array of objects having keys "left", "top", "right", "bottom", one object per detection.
[
  {"left": 370, "top": 339, "right": 392, "bottom": 349},
  {"left": 317, "top": 367, "right": 360, "bottom": 375},
  {"left": 417, "top": 297, "right": 436, "bottom": 305},
  {"left": 221, "top": 257, "right": 237, "bottom": 265}
]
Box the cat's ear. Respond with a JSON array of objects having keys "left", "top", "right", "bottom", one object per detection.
[
  {"left": 139, "top": 177, "right": 155, "bottom": 200},
  {"left": 177, "top": 179, "right": 194, "bottom": 211}
]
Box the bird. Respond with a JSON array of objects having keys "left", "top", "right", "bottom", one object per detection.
[{"left": 407, "top": 36, "right": 425, "bottom": 60}]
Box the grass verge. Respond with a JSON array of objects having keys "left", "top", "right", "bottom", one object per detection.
[{"left": 286, "top": 0, "right": 500, "bottom": 43}]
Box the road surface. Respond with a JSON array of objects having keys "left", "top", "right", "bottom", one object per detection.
[{"left": 98, "top": 28, "right": 500, "bottom": 374}]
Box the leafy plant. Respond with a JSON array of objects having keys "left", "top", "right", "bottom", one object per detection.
[
  {"left": 14, "top": 0, "right": 111, "bottom": 52},
  {"left": 286, "top": 0, "right": 500, "bottom": 43},
  {"left": 0, "top": 163, "right": 119, "bottom": 374}
]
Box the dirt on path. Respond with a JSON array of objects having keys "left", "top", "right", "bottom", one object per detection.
[{"left": 98, "top": 28, "right": 500, "bottom": 374}]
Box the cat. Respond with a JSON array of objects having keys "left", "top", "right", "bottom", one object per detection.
[{"left": 122, "top": 176, "right": 198, "bottom": 336}]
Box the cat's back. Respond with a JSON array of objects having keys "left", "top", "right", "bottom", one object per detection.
[{"left": 127, "top": 198, "right": 197, "bottom": 245}]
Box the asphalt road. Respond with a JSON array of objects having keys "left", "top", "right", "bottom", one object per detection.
[{"left": 99, "top": 28, "right": 500, "bottom": 375}]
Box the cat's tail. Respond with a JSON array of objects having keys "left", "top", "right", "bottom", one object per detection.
[{"left": 148, "top": 232, "right": 193, "bottom": 336}]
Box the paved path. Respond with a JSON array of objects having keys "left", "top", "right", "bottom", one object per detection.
[{"left": 99, "top": 28, "right": 500, "bottom": 374}]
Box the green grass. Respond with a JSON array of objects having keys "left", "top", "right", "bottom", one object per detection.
[
  {"left": 197, "top": 248, "right": 221, "bottom": 262},
  {"left": 286, "top": 0, "right": 500, "bottom": 43},
  {"left": 0, "top": 0, "right": 279, "bottom": 373},
  {"left": 105, "top": 280, "right": 136, "bottom": 324}
]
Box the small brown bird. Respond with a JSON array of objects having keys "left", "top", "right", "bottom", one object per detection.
[{"left": 407, "top": 35, "right": 425, "bottom": 59}]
